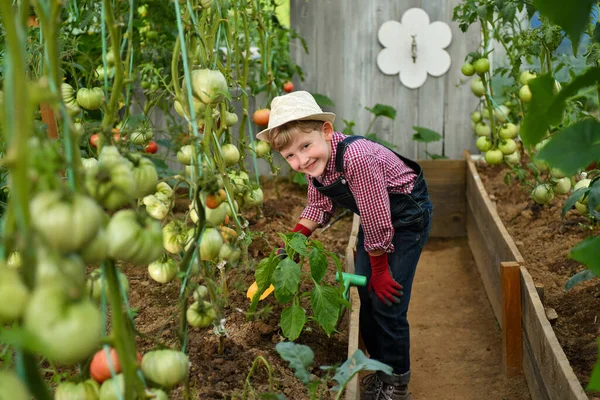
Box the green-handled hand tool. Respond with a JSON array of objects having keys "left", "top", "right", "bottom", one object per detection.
[{"left": 336, "top": 272, "right": 367, "bottom": 301}]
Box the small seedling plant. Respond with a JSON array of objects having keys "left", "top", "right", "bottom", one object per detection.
[{"left": 248, "top": 233, "right": 350, "bottom": 341}]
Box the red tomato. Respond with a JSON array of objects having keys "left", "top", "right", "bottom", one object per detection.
[
  {"left": 90, "top": 347, "right": 142, "bottom": 383},
  {"left": 89, "top": 134, "right": 100, "bottom": 148},
  {"left": 145, "top": 141, "right": 158, "bottom": 154},
  {"left": 283, "top": 81, "right": 294, "bottom": 93},
  {"left": 205, "top": 194, "right": 221, "bottom": 209},
  {"left": 253, "top": 109, "right": 270, "bottom": 127}
]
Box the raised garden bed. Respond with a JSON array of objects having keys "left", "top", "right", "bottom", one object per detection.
[{"left": 343, "top": 156, "right": 594, "bottom": 400}]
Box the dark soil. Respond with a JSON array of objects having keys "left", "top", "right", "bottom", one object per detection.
[{"left": 127, "top": 178, "right": 354, "bottom": 399}]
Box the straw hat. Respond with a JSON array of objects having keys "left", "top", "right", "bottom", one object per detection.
[{"left": 256, "top": 91, "right": 336, "bottom": 141}]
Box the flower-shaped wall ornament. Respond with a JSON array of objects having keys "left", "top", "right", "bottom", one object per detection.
[{"left": 376, "top": 8, "right": 452, "bottom": 89}]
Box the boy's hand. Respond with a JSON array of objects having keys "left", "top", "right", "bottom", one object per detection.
[
  {"left": 276, "top": 222, "right": 312, "bottom": 261},
  {"left": 368, "top": 253, "right": 403, "bottom": 306}
]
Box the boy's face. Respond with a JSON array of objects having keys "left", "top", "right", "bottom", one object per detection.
[{"left": 279, "top": 122, "right": 333, "bottom": 178}]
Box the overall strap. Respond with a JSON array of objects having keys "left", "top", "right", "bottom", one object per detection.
[{"left": 335, "top": 135, "right": 365, "bottom": 173}]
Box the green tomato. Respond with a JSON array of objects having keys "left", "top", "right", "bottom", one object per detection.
[
  {"left": 531, "top": 184, "right": 554, "bottom": 205},
  {"left": 574, "top": 179, "right": 591, "bottom": 204},
  {"left": 187, "top": 300, "right": 217, "bottom": 328},
  {"left": 519, "top": 70, "right": 537, "bottom": 85},
  {"left": 191, "top": 68, "right": 228, "bottom": 105},
  {"left": 224, "top": 111, "right": 239, "bottom": 127},
  {"left": 99, "top": 374, "right": 125, "bottom": 400},
  {"left": 532, "top": 157, "right": 549, "bottom": 172},
  {"left": 177, "top": 145, "right": 194, "bottom": 165},
  {"left": 243, "top": 188, "right": 264, "bottom": 208},
  {"left": 86, "top": 268, "right": 129, "bottom": 302},
  {"left": 130, "top": 155, "right": 159, "bottom": 199},
  {"left": 494, "top": 105, "right": 510, "bottom": 123},
  {"left": 106, "top": 210, "right": 163, "bottom": 266},
  {"left": 30, "top": 191, "right": 103, "bottom": 254},
  {"left": 552, "top": 177, "right": 571, "bottom": 195},
  {"left": 255, "top": 140, "right": 271, "bottom": 158},
  {"left": 36, "top": 250, "right": 86, "bottom": 293},
  {"left": 475, "top": 136, "right": 492, "bottom": 152},
  {"left": 484, "top": 149, "right": 504, "bottom": 165},
  {"left": 141, "top": 350, "right": 190, "bottom": 389},
  {"left": 470, "top": 77, "right": 485, "bottom": 97},
  {"left": 162, "top": 220, "right": 189, "bottom": 254},
  {"left": 0, "top": 370, "right": 30, "bottom": 400},
  {"left": 221, "top": 144, "right": 241, "bottom": 167},
  {"left": 191, "top": 227, "right": 223, "bottom": 261},
  {"left": 61, "top": 83, "right": 76, "bottom": 103},
  {"left": 77, "top": 87, "right": 105, "bottom": 111},
  {"left": 498, "top": 139, "right": 517, "bottom": 155},
  {"left": 575, "top": 201, "right": 588, "bottom": 214},
  {"left": 499, "top": 123, "right": 518, "bottom": 139},
  {"left": 24, "top": 286, "right": 102, "bottom": 365},
  {"left": 470, "top": 111, "right": 482, "bottom": 123},
  {"left": 504, "top": 150, "right": 521, "bottom": 166},
  {"left": 148, "top": 258, "right": 178, "bottom": 284},
  {"left": 461, "top": 63, "right": 475, "bottom": 76},
  {"left": 0, "top": 268, "right": 29, "bottom": 323},
  {"left": 81, "top": 227, "right": 109, "bottom": 265},
  {"left": 475, "top": 122, "right": 491, "bottom": 137},
  {"left": 193, "top": 285, "right": 209, "bottom": 301},
  {"left": 85, "top": 147, "right": 137, "bottom": 210},
  {"left": 473, "top": 58, "right": 490, "bottom": 74},
  {"left": 519, "top": 85, "right": 532, "bottom": 103},
  {"left": 55, "top": 379, "right": 100, "bottom": 400}
]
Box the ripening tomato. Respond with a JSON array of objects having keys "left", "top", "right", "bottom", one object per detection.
[
  {"left": 145, "top": 141, "right": 158, "bottom": 154},
  {"left": 90, "top": 347, "right": 143, "bottom": 383},
  {"left": 253, "top": 109, "right": 270, "bottom": 126},
  {"left": 283, "top": 81, "right": 294, "bottom": 92},
  {"left": 205, "top": 193, "right": 221, "bottom": 209},
  {"left": 90, "top": 134, "right": 100, "bottom": 148}
]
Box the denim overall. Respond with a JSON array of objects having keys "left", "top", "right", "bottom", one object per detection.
[{"left": 312, "top": 136, "right": 433, "bottom": 379}]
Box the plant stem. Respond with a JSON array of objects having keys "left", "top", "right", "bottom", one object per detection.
[
  {"left": 100, "top": 0, "right": 125, "bottom": 130},
  {"left": 105, "top": 260, "right": 145, "bottom": 399}
]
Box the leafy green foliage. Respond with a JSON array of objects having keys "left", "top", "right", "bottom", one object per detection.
[
  {"left": 250, "top": 235, "right": 348, "bottom": 341},
  {"left": 275, "top": 342, "right": 392, "bottom": 397},
  {"left": 311, "top": 93, "right": 335, "bottom": 108},
  {"left": 365, "top": 104, "right": 397, "bottom": 120},
  {"left": 570, "top": 235, "right": 600, "bottom": 276},
  {"left": 537, "top": 119, "right": 600, "bottom": 176},
  {"left": 533, "top": 0, "right": 596, "bottom": 54},
  {"left": 412, "top": 126, "right": 443, "bottom": 143}
]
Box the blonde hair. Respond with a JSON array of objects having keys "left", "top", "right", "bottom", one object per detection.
[{"left": 265, "top": 120, "right": 325, "bottom": 151}]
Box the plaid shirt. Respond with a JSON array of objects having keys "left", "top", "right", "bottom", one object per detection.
[{"left": 300, "top": 132, "right": 417, "bottom": 253}]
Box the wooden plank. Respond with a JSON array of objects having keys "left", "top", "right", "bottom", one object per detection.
[
  {"left": 501, "top": 261, "right": 522, "bottom": 377},
  {"left": 419, "top": 159, "right": 466, "bottom": 237},
  {"left": 522, "top": 335, "right": 551, "bottom": 400},
  {"left": 345, "top": 287, "right": 361, "bottom": 400},
  {"left": 520, "top": 266, "right": 588, "bottom": 400}
]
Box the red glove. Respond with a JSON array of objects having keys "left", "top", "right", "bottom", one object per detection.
[
  {"left": 276, "top": 223, "right": 312, "bottom": 260},
  {"left": 368, "top": 253, "right": 403, "bottom": 306}
]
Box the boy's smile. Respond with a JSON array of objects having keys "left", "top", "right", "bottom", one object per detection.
[{"left": 280, "top": 123, "right": 334, "bottom": 178}]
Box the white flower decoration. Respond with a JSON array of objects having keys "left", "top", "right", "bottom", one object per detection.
[{"left": 376, "top": 8, "right": 452, "bottom": 89}]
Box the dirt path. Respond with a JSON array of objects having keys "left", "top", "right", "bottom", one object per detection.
[{"left": 408, "top": 238, "right": 530, "bottom": 400}]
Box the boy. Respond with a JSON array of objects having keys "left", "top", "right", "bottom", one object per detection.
[{"left": 257, "top": 91, "right": 432, "bottom": 400}]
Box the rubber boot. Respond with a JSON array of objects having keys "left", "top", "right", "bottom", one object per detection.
[{"left": 376, "top": 370, "right": 411, "bottom": 400}]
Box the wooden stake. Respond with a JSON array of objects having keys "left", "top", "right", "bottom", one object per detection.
[
  {"left": 501, "top": 261, "right": 522, "bottom": 376},
  {"left": 40, "top": 102, "right": 59, "bottom": 139}
]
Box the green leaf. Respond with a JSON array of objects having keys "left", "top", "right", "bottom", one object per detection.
[
  {"left": 412, "top": 126, "right": 442, "bottom": 143},
  {"left": 537, "top": 119, "right": 600, "bottom": 176},
  {"left": 570, "top": 236, "right": 600, "bottom": 276},
  {"left": 534, "top": 0, "right": 595, "bottom": 54},
  {"left": 275, "top": 342, "right": 314, "bottom": 384},
  {"left": 594, "top": 22, "right": 600, "bottom": 44},
  {"left": 288, "top": 233, "right": 308, "bottom": 257},
  {"left": 255, "top": 255, "right": 278, "bottom": 291},
  {"left": 521, "top": 68, "right": 600, "bottom": 147},
  {"left": 365, "top": 104, "right": 397, "bottom": 120},
  {"left": 587, "top": 179, "right": 600, "bottom": 214},
  {"left": 309, "top": 247, "right": 328, "bottom": 284},
  {"left": 291, "top": 172, "right": 307, "bottom": 187},
  {"left": 501, "top": 2, "right": 517, "bottom": 21},
  {"left": 342, "top": 119, "right": 356, "bottom": 135},
  {"left": 280, "top": 305, "right": 307, "bottom": 342},
  {"left": 520, "top": 75, "right": 559, "bottom": 146},
  {"left": 564, "top": 269, "right": 596, "bottom": 292},
  {"left": 331, "top": 350, "right": 393, "bottom": 392},
  {"left": 311, "top": 93, "right": 335, "bottom": 108},
  {"left": 272, "top": 257, "right": 302, "bottom": 303},
  {"left": 588, "top": 355, "right": 600, "bottom": 391},
  {"left": 311, "top": 283, "right": 342, "bottom": 335},
  {"left": 562, "top": 188, "right": 588, "bottom": 218}
]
